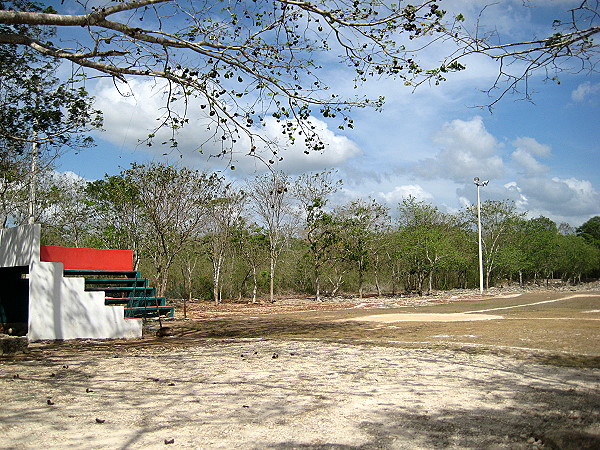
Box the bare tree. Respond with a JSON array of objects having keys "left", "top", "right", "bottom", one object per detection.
[
  {"left": 38, "top": 173, "right": 95, "bottom": 247},
  {"left": 293, "top": 170, "right": 342, "bottom": 301},
  {"left": 439, "top": 1, "right": 600, "bottom": 107},
  {"left": 178, "top": 242, "right": 202, "bottom": 318},
  {"left": 337, "top": 198, "right": 389, "bottom": 298},
  {"left": 0, "top": 1, "right": 449, "bottom": 149},
  {"left": 231, "top": 221, "right": 269, "bottom": 304},
  {"left": 205, "top": 182, "right": 246, "bottom": 304},
  {"left": 98, "top": 162, "right": 219, "bottom": 297},
  {"left": 246, "top": 172, "right": 295, "bottom": 302},
  {"left": 87, "top": 172, "right": 150, "bottom": 270},
  {"left": 0, "top": 148, "right": 30, "bottom": 227}
]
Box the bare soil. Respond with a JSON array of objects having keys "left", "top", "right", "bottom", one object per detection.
[{"left": 1, "top": 287, "right": 599, "bottom": 449}]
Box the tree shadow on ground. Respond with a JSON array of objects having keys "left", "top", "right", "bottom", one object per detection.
[
  {"left": 2, "top": 339, "right": 600, "bottom": 449},
  {"left": 270, "top": 386, "right": 600, "bottom": 449}
]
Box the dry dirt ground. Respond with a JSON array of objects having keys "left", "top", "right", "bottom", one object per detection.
[{"left": 1, "top": 288, "right": 599, "bottom": 449}]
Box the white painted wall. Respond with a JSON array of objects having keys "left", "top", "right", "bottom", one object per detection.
[
  {"left": 28, "top": 261, "right": 142, "bottom": 341},
  {"left": 1, "top": 225, "right": 142, "bottom": 340},
  {"left": 0, "top": 224, "right": 40, "bottom": 267}
]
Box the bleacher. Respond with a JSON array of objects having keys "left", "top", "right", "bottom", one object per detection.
[{"left": 63, "top": 269, "right": 174, "bottom": 318}]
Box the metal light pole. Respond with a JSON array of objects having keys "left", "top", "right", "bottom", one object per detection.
[
  {"left": 474, "top": 177, "right": 488, "bottom": 294},
  {"left": 28, "top": 81, "right": 41, "bottom": 225},
  {"left": 28, "top": 139, "right": 38, "bottom": 225}
]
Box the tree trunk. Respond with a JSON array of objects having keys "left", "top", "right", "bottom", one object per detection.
[
  {"left": 374, "top": 270, "right": 381, "bottom": 296},
  {"left": 269, "top": 254, "right": 276, "bottom": 302},
  {"left": 329, "top": 274, "right": 343, "bottom": 296},
  {"left": 212, "top": 255, "right": 223, "bottom": 305},
  {"left": 133, "top": 249, "right": 140, "bottom": 271},
  {"left": 374, "top": 254, "right": 381, "bottom": 296},
  {"left": 358, "top": 268, "right": 364, "bottom": 299},
  {"left": 519, "top": 270, "right": 523, "bottom": 288},
  {"left": 156, "top": 264, "right": 169, "bottom": 298},
  {"left": 428, "top": 271, "right": 433, "bottom": 294},
  {"left": 185, "top": 290, "right": 190, "bottom": 319},
  {"left": 252, "top": 265, "right": 258, "bottom": 304},
  {"left": 417, "top": 274, "right": 425, "bottom": 296},
  {"left": 238, "top": 268, "right": 251, "bottom": 302},
  {"left": 315, "top": 265, "right": 321, "bottom": 301}
]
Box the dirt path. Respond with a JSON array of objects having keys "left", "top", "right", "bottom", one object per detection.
[
  {"left": 464, "top": 293, "right": 600, "bottom": 314},
  {"left": 341, "top": 293, "right": 600, "bottom": 323},
  {"left": 343, "top": 313, "right": 504, "bottom": 322}
]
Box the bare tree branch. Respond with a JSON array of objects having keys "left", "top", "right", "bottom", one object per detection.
[{"left": 1, "top": 0, "right": 598, "bottom": 154}]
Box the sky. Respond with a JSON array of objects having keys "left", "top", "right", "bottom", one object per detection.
[{"left": 54, "top": 0, "right": 600, "bottom": 227}]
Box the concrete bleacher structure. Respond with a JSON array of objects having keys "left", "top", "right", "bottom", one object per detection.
[{"left": 0, "top": 224, "right": 146, "bottom": 341}]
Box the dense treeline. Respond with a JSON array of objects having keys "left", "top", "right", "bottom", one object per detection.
[{"left": 4, "top": 163, "right": 599, "bottom": 301}]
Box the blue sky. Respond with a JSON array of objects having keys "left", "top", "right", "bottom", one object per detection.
[{"left": 55, "top": 0, "right": 600, "bottom": 227}]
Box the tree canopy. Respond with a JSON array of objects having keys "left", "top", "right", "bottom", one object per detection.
[
  {"left": 577, "top": 216, "right": 600, "bottom": 250},
  {"left": 37, "top": 166, "right": 599, "bottom": 300},
  {"left": 1, "top": 0, "right": 597, "bottom": 158}
]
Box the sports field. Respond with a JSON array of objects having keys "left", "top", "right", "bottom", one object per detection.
[{"left": 177, "top": 290, "right": 600, "bottom": 366}]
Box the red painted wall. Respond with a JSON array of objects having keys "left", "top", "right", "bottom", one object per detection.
[{"left": 40, "top": 245, "right": 133, "bottom": 271}]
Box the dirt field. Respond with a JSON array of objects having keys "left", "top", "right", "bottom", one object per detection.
[{"left": 1, "top": 289, "right": 599, "bottom": 449}]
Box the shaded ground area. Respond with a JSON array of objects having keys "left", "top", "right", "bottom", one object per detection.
[
  {"left": 1, "top": 289, "right": 599, "bottom": 449},
  {"left": 169, "top": 290, "right": 600, "bottom": 368}
]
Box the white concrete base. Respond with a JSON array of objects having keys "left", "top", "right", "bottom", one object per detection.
[{"left": 28, "top": 261, "right": 142, "bottom": 341}]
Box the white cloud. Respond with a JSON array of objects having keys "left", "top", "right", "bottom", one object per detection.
[
  {"left": 58, "top": 170, "right": 88, "bottom": 183},
  {"left": 513, "top": 176, "right": 600, "bottom": 218},
  {"left": 571, "top": 82, "right": 600, "bottom": 102},
  {"left": 251, "top": 117, "right": 362, "bottom": 175},
  {"left": 93, "top": 78, "right": 362, "bottom": 176},
  {"left": 434, "top": 116, "right": 499, "bottom": 155},
  {"left": 94, "top": 78, "right": 176, "bottom": 148},
  {"left": 557, "top": 177, "right": 600, "bottom": 210},
  {"left": 512, "top": 137, "right": 551, "bottom": 157},
  {"left": 414, "top": 116, "right": 504, "bottom": 182},
  {"left": 511, "top": 149, "right": 549, "bottom": 175},
  {"left": 510, "top": 136, "right": 551, "bottom": 176},
  {"left": 378, "top": 185, "right": 434, "bottom": 206},
  {"left": 504, "top": 181, "right": 529, "bottom": 210},
  {"left": 436, "top": 115, "right": 598, "bottom": 225},
  {"left": 458, "top": 196, "right": 471, "bottom": 209},
  {"left": 80, "top": 1, "right": 597, "bottom": 229}
]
